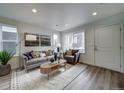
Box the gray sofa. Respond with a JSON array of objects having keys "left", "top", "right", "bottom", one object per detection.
[{"left": 23, "top": 53, "right": 54, "bottom": 72}]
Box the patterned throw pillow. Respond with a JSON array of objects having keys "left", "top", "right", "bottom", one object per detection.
[
  {"left": 31, "top": 51, "right": 41, "bottom": 58},
  {"left": 45, "top": 50, "right": 52, "bottom": 56},
  {"left": 23, "top": 51, "right": 33, "bottom": 60},
  {"left": 67, "top": 50, "right": 72, "bottom": 55}
]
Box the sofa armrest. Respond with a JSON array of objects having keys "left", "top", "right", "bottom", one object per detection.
[
  {"left": 22, "top": 56, "right": 29, "bottom": 72},
  {"left": 23, "top": 56, "right": 28, "bottom": 63},
  {"left": 64, "top": 52, "right": 67, "bottom": 55},
  {"left": 74, "top": 52, "right": 80, "bottom": 62},
  {"left": 63, "top": 52, "right": 67, "bottom": 57}
]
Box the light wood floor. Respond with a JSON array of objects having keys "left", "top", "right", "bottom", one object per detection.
[
  {"left": 0, "top": 63, "right": 124, "bottom": 90},
  {"left": 64, "top": 64, "right": 124, "bottom": 90},
  {"left": 0, "top": 74, "right": 11, "bottom": 90}
]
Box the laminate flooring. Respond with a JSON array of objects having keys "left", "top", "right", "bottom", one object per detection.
[
  {"left": 0, "top": 63, "right": 124, "bottom": 90},
  {"left": 64, "top": 65, "right": 124, "bottom": 90}
]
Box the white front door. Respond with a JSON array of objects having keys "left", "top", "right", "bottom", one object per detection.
[{"left": 95, "top": 24, "right": 121, "bottom": 71}]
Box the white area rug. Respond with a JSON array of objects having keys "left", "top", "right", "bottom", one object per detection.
[{"left": 11, "top": 64, "right": 87, "bottom": 90}]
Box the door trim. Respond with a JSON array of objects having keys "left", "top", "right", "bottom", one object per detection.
[{"left": 120, "top": 22, "right": 124, "bottom": 73}]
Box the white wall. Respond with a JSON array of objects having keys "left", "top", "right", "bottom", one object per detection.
[
  {"left": 62, "top": 13, "right": 124, "bottom": 73},
  {"left": 0, "top": 16, "right": 61, "bottom": 69}
]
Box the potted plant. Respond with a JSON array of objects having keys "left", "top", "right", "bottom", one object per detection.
[{"left": 0, "top": 50, "right": 14, "bottom": 77}]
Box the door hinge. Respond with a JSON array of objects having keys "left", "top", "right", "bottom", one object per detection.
[
  {"left": 120, "top": 64, "right": 121, "bottom": 68},
  {"left": 120, "top": 46, "right": 122, "bottom": 50},
  {"left": 120, "top": 28, "right": 122, "bottom": 31}
]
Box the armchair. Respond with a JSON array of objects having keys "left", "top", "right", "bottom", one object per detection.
[{"left": 64, "top": 50, "right": 80, "bottom": 65}]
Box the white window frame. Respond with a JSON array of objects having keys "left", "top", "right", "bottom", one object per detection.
[
  {"left": 72, "top": 31, "right": 85, "bottom": 53},
  {"left": 53, "top": 34, "right": 58, "bottom": 47},
  {"left": 0, "top": 23, "right": 17, "bottom": 55},
  {"left": 64, "top": 30, "right": 85, "bottom": 53}
]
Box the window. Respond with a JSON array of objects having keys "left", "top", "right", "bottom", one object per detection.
[
  {"left": 73, "top": 32, "right": 85, "bottom": 50},
  {"left": 64, "top": 31, "right": 85, "bottom": 53},
  {"left": 53, "top": 34, "right": 58, "bottom": 47},
  {"left": 0, "top": 24, "right": 17, "bottom": 55}
]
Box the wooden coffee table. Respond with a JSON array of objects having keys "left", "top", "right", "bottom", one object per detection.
[{"left": 40, "top": 59, "right": 67, "bottom": 80}]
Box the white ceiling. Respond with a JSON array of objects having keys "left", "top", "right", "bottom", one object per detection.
[{"left": 0, "top": 3, "right": 124, "bottom": 31}]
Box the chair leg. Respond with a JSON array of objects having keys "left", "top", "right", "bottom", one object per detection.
[
  {"left": 25, "top": 69, "right": 28, "bottom": 73},
  {"left": 24, "top": 65, "right": 28, "bottom": 73}
]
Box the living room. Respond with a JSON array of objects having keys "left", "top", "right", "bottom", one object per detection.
[{"left": 0, "top": 2, "right": 124, "bottom": 91}]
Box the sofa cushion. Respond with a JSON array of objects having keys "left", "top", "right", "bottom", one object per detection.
[
  {"left": 47, "top": 55, "right": 54, "bottom": 60},
  {"left": 65, "top": 55, "right": 74, "bottom": 58},
  {"left": 64, "top": 55, "right": 74, "bottom": 62},
  {"left": 26, "top": 57, "right": 47, "bottom": 65},
  {"left": 66, "top": 50, "right": 72, "bottom": 55},
  {"left": 72, "top": 50, "right": 79, "bottom": 55}
]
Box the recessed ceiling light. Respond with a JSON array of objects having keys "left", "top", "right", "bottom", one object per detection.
[
  {"left": 92, "top": 12, "right": 97, "bottom": 16},
  {"left": 99, "top": 3, "right": 104, "bottom": 5},
  {"left": 32, "top": 8, "right": 37, "bottom": 13},
  {"left": 65, "top": 24, "right": 68, "bottom": 27}
]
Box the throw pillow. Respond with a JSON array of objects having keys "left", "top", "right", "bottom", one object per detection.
[
  {"left": 32, "top": 51, "right": 41, "bottom": 58},
  {"left": 72, "top": 50, "right": 79, "bottom": 55},
  {"left": 45, "top": 50, "right": 52, "bottom": 56},
  {"left": 40, "top": 53, "right": 46, "bottom": 57},
  {"left": 23, "top": 51, "right": 33, "bottom": 60},
  {"left": 67, "top": 50, "right": 72, "bottom": 55}
]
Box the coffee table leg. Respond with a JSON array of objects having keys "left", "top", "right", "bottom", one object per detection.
[
  {"left": 65, "top": 63, "right": 66, "bottom": 71},
  {"left": 48, "top": 73, "right": 49, "bottom": 80},
  {"left": 48, "top": 69, "right": 51, "bottom": 80}
]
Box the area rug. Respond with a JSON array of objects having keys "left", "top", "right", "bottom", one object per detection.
[{"left": 11, "top": 64, "right": 87, "bottom": 90}]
